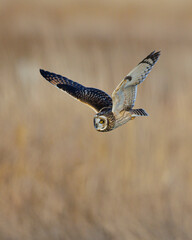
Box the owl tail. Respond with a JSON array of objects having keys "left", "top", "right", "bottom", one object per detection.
[{"left": 131, "top": 108, "right": 148, "bottom": 117}]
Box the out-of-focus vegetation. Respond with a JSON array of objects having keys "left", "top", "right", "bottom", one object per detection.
[{"left": 0, "top": 0, "right": 192, "bottom": 239}]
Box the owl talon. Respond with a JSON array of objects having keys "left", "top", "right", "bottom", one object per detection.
[{"left": 131, "top": 116, "right": 136, "bottom": 120}]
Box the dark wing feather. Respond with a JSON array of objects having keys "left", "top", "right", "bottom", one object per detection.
[
  {"left": 138, "top": 50, "right": 160, "bottom": 66},
  {"left": 40, "top": 69, "right": 112, "bottom": 112}
]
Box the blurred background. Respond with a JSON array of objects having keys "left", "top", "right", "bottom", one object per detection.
[{"left": 0, "top": 0, "right": 192, "bottom": 239}]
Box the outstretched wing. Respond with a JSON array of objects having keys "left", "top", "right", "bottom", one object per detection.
[
  {"left": 112, "top": 51, "right": 160, "bottom": 115},
  {"left": 40, "top": 69, "right": 112, "bottom": 112}
]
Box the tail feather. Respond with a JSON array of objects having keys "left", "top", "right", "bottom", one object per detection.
[{"left": 131, "top": 108, "right": 148, "bottom": 117}]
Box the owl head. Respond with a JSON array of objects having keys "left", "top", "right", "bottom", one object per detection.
[
  {"left": 94, "top": 115, "right": 108, "bottom": 132},
  {"left": 94, "top": 110, "right": 115, "bottom": 132}
]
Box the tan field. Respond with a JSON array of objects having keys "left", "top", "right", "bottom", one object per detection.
[{"left": 0, "top": 0, "right": 192, "bottom": 239}]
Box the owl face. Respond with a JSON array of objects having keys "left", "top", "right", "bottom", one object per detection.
[{"left": 93, "top": 115, "right": 108, "bottom": 132}]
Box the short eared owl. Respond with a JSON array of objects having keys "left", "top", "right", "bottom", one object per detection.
[{"left": 40, "top": 51, "right": 160, "bottom": 132}]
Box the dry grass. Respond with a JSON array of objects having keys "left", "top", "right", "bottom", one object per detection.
[{"left": 0, "top": 1, "right": 192, "bottom": 239}]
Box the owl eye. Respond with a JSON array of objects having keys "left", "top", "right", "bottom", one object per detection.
[{"left": 99, "top": 119, "right": 104, "bottom": 124}]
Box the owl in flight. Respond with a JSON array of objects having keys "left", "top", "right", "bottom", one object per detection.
[{"left": 40, "top": 51, "right": 160, "bottom": 132}]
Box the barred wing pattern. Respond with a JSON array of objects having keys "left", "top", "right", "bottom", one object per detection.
[
  {"left": 112, "top": 51, "right": 160, "bottom": 115},
  {"left": 40, "top": 69, "right": 112, "bottom": 112}
]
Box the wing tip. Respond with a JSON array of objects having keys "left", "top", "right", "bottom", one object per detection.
[
  {"left": 147, "top": 50, "right": 161, "bottom": 63},
  {"left": 40, "top": 69, "right": 54, "bottom": 84},
  {"left": 40, "top": 69, "right": 47, "bottom": 78},
  {"left": 139, "top": 50, "right": 161, "bottom": 65}
]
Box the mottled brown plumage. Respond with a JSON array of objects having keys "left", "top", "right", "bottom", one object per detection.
[{"left": 40, "top": 51, "right": 160, "bottom": 132}]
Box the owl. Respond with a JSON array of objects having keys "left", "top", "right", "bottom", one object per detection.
[{"left": 40, "top": 51, "right": 160, "bottom": 132}]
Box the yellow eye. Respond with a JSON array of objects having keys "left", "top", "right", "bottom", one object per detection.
[{"left": 99, "top": 120, "right": 104, "bottom": 124}]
